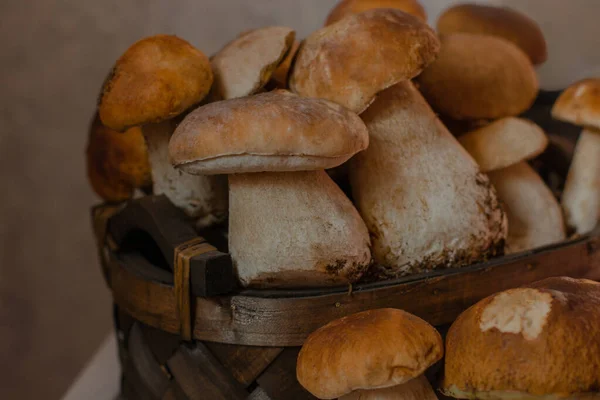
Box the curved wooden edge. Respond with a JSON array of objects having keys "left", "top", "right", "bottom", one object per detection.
[{"left": 107, "top": 228, "right": 600, "bottom": 347}]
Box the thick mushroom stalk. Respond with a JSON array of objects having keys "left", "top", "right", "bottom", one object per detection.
[
  {"left": 350, "top": 82, "right": 507, "bottom": 277},
  {"left": 143, "top": 121, "right": 228, "bottom": 227},
  {"left": 229, "top": 171, "right": 370, "bottom": 287},
  {"left": 561, "top": 129, "right": 600, "bottom": 235},
  {"left": 341, "top": 376, "right": 437, "bottom": 400},
  {"left": 458, "top": 117, "right": 565, "bottom": 253}
]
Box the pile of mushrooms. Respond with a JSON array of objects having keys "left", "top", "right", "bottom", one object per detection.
[{"left": 86, "top": 0, "right": 595, "bottom": 289}]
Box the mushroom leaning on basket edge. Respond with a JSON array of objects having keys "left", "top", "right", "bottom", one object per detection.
[
  {"left": 349, "top": 81, "right": 507, "bottom": 278},
  {"left": 459, "top": 117, "right": 566, "bottom": 253},
  {"left": 296, "top": 308, "right": 443, "bottom": 399},
  {"left": 442, "top": 277, "right": 600, "bottom": 399},
  {"left": 168, "top": 90, "right": 372, "bottom": 288},
  {"left": 98, "top": 34, "right": 228, "bottom": 228},
  {"left": 552, "top": 78, "right": 600, "bottom": 235}
]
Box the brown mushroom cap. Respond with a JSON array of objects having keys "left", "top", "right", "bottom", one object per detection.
[
  {"left": 458, "top": 117, "right": 548, "bottom": 172},
  {"left": 437, "top": 4, "right": 547, "bottom": 66},
  {"left": 169, "top": 90, "right": 369, "bottom": 175},
  {"left": 417, "top": 33, "right": 538, "bottom": 120},
  {"left": 86, "top": 114, "right": 151, "bottom": 202},
  {"left": 325, "top": 0, "right": 427, "bottom": 25},
  {"left": 99, "top": 35, "right": 213, "bottom": 131},
  {"left": 211, "top": 26, "right": 295, "bottom": 100},
  {"left": 443, "top": 277, "right": 600, "bottom": 398},
  {"left": 552, "top": 78, "right": 600, "bottom": 130},
  {"left": 297, "top": 308, "right": 443, "bottom": 399},
  {"left": 290, "top": 9, "right": 440, "bottom": 113}
]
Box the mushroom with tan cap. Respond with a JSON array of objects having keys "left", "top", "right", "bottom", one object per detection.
[
  {"left": 210, "top": 26, "right": 295, "bottom": 100},
  {"left": 458, "top": 117, "right": 565, "bottom": 253},
  {"left": 552, "top": 78, "right": 600, "bottom": 235},
  {"left": 169, "top": 90, "right": 371, "bottom": 288},
  {"left": 437, "top": 4, "right": 548, "bottom": 66},
  {"left": 443, "top": 276, "right": 600, "bottom": 399},
  {"left": 417, "top": 33, "right": 538, "bottom": 120},
  {"left": 86, "top": 114, "right": 151, "bottom": 202},
  {"left": 297, "top": 308, "right": 443, "bottom": 399},
  {"left": 324, "top": 0, "right": 427, "bottom": 25},
  {"left": 98, "top": 34, "right": 228, "bottom": 226},
  {"left": 290, "top": 8, "right": 440, "bottom": 114},
  {"left": 349, "top": 81, "right": 507, "bottom": 278}
]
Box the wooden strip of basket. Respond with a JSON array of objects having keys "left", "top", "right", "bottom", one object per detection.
[{"left": 108, "top": 229, "right": 600, "bottom": 347}]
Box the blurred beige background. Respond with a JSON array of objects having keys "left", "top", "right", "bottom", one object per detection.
[{"left": 1, "top": 0, "right": 598, "bottom": 399}]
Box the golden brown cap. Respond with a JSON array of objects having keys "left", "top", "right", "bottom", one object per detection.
[
  {"left": 99, "top": 35, "right": 213, "bottom": 131},
  {"left": 443, "top": 277, "right": 600, "bottom": 399},
  {"left": 296, "top": 308, "right": 443, "bottom": 399},
  {"left": 552, "top": 78, "right": 600, "bottom": 130},
  {"left": 325, "top": 0, "right": 427, "bottom": 25},
  {"left": 169, "top": 90, "right": 368, "bottom": 175},
  {"left": 290, "top": 9, "right": 440, "bottom": 113},
  {"left": 270, "top": 40, "right": 300, "bottom": 89},
  {"left": 417, "top": 33, "right": 538, "bottom": 120},
  {"left": 211, "top": 26, "right": 295, "bottom": 100},
  {"left": 458, "top": 117, "right": 548, "bottom": 172},
  {"left": 437, "top": 4, "right": 547, "bottom": 66},
  {"left": 86, "top": 114, "right": 151, "bottom": 202}
]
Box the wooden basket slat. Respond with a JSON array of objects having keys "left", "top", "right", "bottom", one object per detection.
[
  {"left": 129, "top": 323, "right": 171, "bottom": 398},
  {"left": 204, "top": 342, "right": 284, "bottom": 387},
  {"left": 166, "top": 343, "right": 249, "bottom": 400},
  {"left": 248, "top": 387, "right": 273, "bottom": 400},
  {"left": 255, "top": 348, "right": 314, "bottom": 400},
  {"left": 139, "top": 323, "right": 182, "bottom": 365}
]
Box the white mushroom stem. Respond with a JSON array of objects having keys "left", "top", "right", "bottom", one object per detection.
[
  {"left": 142, "top": 121, "right": 228, "bottom": 227},
  {"left": 228, "top": 170, "right": 371, "bottom": 288},
  {"left": 561, "top": 128, "right": 600, "bottom": 235},
  {"left": 341, "top": 375, "right": 438, "bottom": 400},
  {"left": 487, "top": 162, "right": 566, "bottom": 254}
]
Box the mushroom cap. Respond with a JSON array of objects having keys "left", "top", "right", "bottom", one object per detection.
[
  {"left": 443, "top": 277, "right": 600, "bottom": 398},
  {"left": 417, "top": 33, "right": 538, "bottom": 120},
  {"left": 297, "top": 308, "right": 443, "bottom": 399},
  {"left": 99, "top": 35, "right": 213, "bottom": 131},
  {"left": 211, "top": 26, "right": 295, "bottom": 100},
  {"left": 325, "top": 0, "right": 427, "bottom": 25},
  {"left": 169, "top": 90, "right": 369, "bottom": 175},
  {"left": 290, "top": 9, "right": 440, "bottom": 113},
  {"left": 552, "top": 78, "right": 600, "bottom": 130},
  {"left": 86, "top": 114, "right": 151, "bottom": 202},
  {"left": 458, "top": 117, "right": 548, "bottom": 172},
  {"left": 437, "top": 4, "right": 547, "bottom": 66}
]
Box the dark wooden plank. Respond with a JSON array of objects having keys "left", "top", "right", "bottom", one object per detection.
[
  {"left": 166, "top": 343, "right": 248, "bottom": 400},
  {"left": 108, "top": 195, "right": 235, "bottom": 296},
  {"left": 108, "top": 226, "right": 600, "bottom": 346},
  {"left": 248, "top": 387, "right": 273, "bottom": 400},
  {"left": 128, "top": 323, "right": 171, "bottom": 398},
  {"left": 122, "top": 357, "right": 161, "bottom": 400},
  {"left": 192, "top": 231, "right": 600, "bottom": 346},
  {"left": 205, "top": 342, "right": 283, "bottom": 387},
  {"left": 256, "top": 348, "right": 314, "bottom": 400},
  {"left": 139, "top": 323, "right": 182, "bottom": 365}
]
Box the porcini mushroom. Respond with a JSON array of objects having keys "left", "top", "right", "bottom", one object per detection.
[
  {"left": 86, "top": 114, "right": 151, "bottom": 202},
  {"left": 210, "top": 26, "right": 295, "bottom": 100},
  {"left": 552, "top": 78, "right": 600, "bottom": 235},
  {"left": 297, "top": 308, "right": 443, "bottom": 399},
  {"left": 290, "top": 9, "right": 440, "bottom": 113},
  {"left": 349, "top": 82, "right": 507, "bottom": 277},
  {"left": 459, "top": 118, "right": 565, "bottom": 253},
  {"left": 98, "top": 34, "right": 228, "bottom": 225},
  {"left": 437, "top": 4, "right": 548, "bottom": 66},
  {"left": 324, "top": 0, "right": 427, "bottom": 25},
  {"left": 169, "top": 90, "right": 371, "bottom": 288},
  {"left": 417, "top": 33, "right": 538, "bottom": 120},
  {"left": 443, "top": 277, "right": 600, "bottom": 399}
]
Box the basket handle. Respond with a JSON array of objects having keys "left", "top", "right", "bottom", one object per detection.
[{"left": 107, "top": 195, "right": 235, "bottom": 297}]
